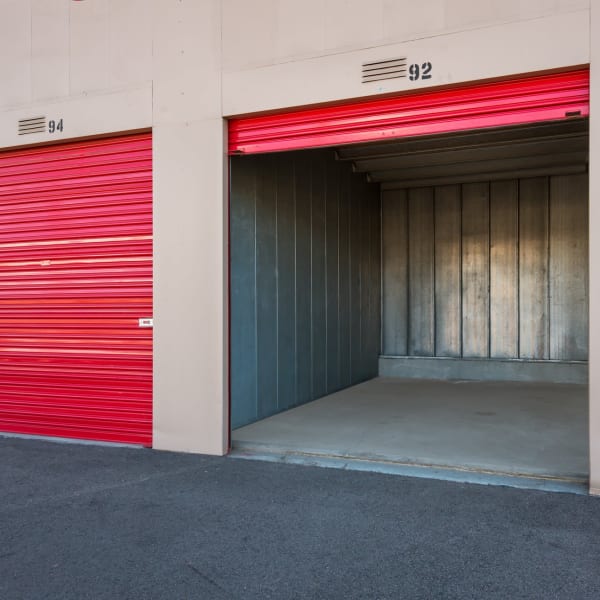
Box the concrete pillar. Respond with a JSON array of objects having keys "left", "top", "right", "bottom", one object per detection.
[
  {"left": 152, "top": 1, "right": 228, "bottom": 454},
  {"left": 590, "top": 3, "right": 600, "bottom": 495}
]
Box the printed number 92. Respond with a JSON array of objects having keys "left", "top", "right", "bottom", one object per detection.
[
  {"left": 48, "top": 119, "right": 63, "bottom": 134},
  {"left": 409, "top": 62, "right": 432, "bottom": 81}
]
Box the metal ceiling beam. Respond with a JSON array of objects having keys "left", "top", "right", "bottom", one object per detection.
[
  {"left": 380, "top": 164, "right": 587, "bottom": 190},
  {"left": 351, "top": 137, "right": 587, "bottom": 172},
  {"left": 367, "top": 152, "right": 588, "bottom": 182},
  {"left": 336, "top": 120, "right": 588, "bottom": 161}
]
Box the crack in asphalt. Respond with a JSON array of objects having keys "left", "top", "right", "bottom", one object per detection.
[
  {"left": 0, "top": 465, "right": 205, "bottom": 514},
  {"left": 186, "top": 562, "right": 236, "bottom": 599}
]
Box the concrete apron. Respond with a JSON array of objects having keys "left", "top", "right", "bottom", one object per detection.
[{"left": 231, "top": 377, "right": 589, "bottom": 495}]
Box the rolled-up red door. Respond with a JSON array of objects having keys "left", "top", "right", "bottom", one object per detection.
[{"left": 229, "top": 69, "right": 589, "bottom": 154}]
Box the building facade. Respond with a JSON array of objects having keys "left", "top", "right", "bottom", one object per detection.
[{"left": 0, "top": 0, "right": 599, "bottom": 493}]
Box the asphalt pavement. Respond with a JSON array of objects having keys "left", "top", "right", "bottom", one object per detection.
[{"left": 1, "top": 436, "right": 600, "bottom": 600}]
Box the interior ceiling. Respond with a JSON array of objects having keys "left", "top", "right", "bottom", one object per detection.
[{"left": 335, "top": 119, "right": 589, "bottom": 189}]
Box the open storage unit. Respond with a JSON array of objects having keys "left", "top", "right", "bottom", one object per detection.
[{"left": 229, "top": 71, "right": 589, "bottom": 482}]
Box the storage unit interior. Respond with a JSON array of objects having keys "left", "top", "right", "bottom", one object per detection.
[{"left": 230, "top": 119, "right": 589, "bottom": 481}]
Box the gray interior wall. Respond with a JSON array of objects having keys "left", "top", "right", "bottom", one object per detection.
[
  {"left": 231, "top": 150, "right": 381, "bottom": 429},
  {"left": 382, "top": 174, "right": 589, "bottom": 362}
]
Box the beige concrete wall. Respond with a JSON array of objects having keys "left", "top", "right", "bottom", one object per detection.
[
  {"left": 589, "top": 2, "right": 600, "bottom": 495},
  {"left": 0, "top": 0, "right": 592, "bottom": 460},
  {"left": 222, "top": 0, "right": 589, "bottom": 71},
  {"left": 0, "top": 0, "right": 153, "bottom": 147},
  {"left": 222, "top": 1, "right": 590, "bottom": 115}
]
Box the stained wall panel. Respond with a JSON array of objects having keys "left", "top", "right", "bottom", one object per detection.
[
  {"left": 434, "top": 185, "right": 461, "bottom": 357},
  {"left": 325, "top": 160, "right": 340, "bottom": 393},
  {"left": 368, "top": 183, "right": 382, "bottom": 374},
  {"left": 349, "top": 173, "right": 364, "bottom": 380},
  {"left": 276, "top": 160, "right": 296, "bottom": 410},
  {"left": 408, "top": 188, "right": 435, "bottom": 356},
  {"left": 519, "top": 177, "right": 549, "bottom": 359},
  {"left": 230, "top": 157, "right": 257, "bottom": 426},
  {"left": 338, "top": 168, "right": 351, "bottom": 388},
  {"left": 231, "top": 150, "right": 380, "bottom": 429},
  {"left": 550, "top": 174, "right": 589, "bottom": 361},
  {"left": 255, "top": 156, "right": 278, "bottom": 419},
  {"left": 311, "top": 156, "right": 327, "bottom": 400},
  {"left": 355, "top": 176, "right": 368, "bottom": 379},
  {"left": 382, "top": 190, "right": 408, "bottom": 355},
  {"left": 462, "top": 183, "right": 490, "bottom": 358},
  {"left": 294, "top": 155, "right": 312, "bottom": 407},
  {"left": 361, "top": 178, "right": 381, "bottom": 380},
  {"left": 381, "top": 174, "right": 588, "bottom": 365},
  {"left": 490, "top": 180, "right": 519, "bottom": 358}
]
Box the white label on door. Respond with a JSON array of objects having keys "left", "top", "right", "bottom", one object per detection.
[{"left": 138, "top": 318, "right": 153, "bottom": 328}]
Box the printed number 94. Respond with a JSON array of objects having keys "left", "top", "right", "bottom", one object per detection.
[{"left": 48, "top": 119, "right": 63, "bottom": 134}]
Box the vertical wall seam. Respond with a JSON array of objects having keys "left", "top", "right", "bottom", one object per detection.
[
  {"left": 406, "top": 191, "right": 411, "bottom": 357},
  {"left": 348, "top": 180, "right": 353, "bottom": 378},
  {"left": 359, "top": 183, "right": 363, "bottom": 376},
  {"left": 459, "top": 184, "right": 464, "bottom": 359},
  {"left": 68, "top": 0, "right": 71, "bottom": 94},
  {"left": 488, "top": 181, "right": 492, "bottom": 359},
  {"left": 432, "top": 187, "right": 437, "bottom": 357},
  {"left": 29, "top": 0, "right": 33, "bottom": 100},
  {"left": 379, "top": 190, "right": 384, "bottom": 357},
  {"left": 547, "top": 175, "right": 552, "bottom": 359},
  {"left": 107, "top": 1, "right": 111, "bottom": 89},
  {"left": 517, "top": 179, "right": 521, "bottom": 359},
  {"left": 324, "top": 160, "right": 329, "bottom": 392},
  {"left": 309, "top": 156, "right": 314, "bottom": 399},
  {"left": 275, "top": 158, "right": 280, "bottom": 410},
  {"left": 293, "top": 157, "right": 299, "bottom": 408},
  {"left": 253, "top": 166, "right": 258, "bottom": 420},
  {"left": 337, "top": 163, "right": 342, "bottom": 388},
  {"left": 348, "top": 172, "right": 353, "bottom": 382}
]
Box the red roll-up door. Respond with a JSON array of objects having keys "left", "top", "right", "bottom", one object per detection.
[
  {"left": 0, "top": 133, "right": 152, "bottom": 446},
  {"left": 229, "top": 69, "right": 589, "bottom": 154}
]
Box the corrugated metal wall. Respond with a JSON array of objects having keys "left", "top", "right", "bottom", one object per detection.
[
  {"left": 382, "top": 174, "right": 588, "bottom": 362},
  {"left": 231, "top": 150, "right": 381, "bottom": 429}
]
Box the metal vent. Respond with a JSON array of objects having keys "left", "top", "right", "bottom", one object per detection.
[
  {"left": 18, "top": 116, "right": 46, "bottom": 135},
  {"left": 362, "top": 58, "right": 407, "bottom": 83}
]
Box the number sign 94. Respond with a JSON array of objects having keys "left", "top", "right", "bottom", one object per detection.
[{"left": 48, "top": 119, "right": 63, "bottom": 134}]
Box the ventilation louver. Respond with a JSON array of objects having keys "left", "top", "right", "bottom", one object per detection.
[
  {"left": 18, "top": 116, "right": 46, "bottom": 135},
  {"left": 362, "top": 58, "right": 407, "bottom": 83}
]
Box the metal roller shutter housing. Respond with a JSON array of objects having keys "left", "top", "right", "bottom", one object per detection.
[{"left": 229, "top": 70, "right": 589, "bottom": 154}]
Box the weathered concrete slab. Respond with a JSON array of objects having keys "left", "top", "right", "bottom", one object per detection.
[{"left": 233, "top": 377, "right": 588, "bottom": 479}]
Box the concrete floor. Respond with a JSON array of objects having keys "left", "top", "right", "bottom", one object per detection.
[{"left": 232, "top": 377, "right": 589, "bottom": 481}]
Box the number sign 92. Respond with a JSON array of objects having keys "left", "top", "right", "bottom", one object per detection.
[
  {"left": 48, "top": 119, "right": 63, "bottom": 134},
  {"left": 409, "top": 62, "right": 432, "bottom": 81}
]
